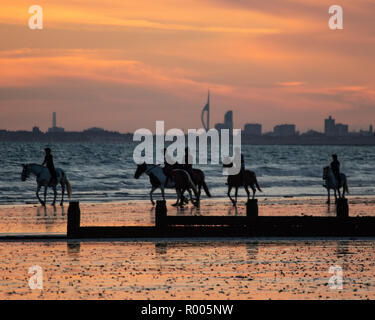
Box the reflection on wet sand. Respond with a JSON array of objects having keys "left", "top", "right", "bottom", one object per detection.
[{"left": 1, "top": 240, "right": 374, "bottom": 299}]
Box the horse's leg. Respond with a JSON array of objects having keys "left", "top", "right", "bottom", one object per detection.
[
  {"left": 227, "top": 186, "right": 235, "bottom": 206},
  {"left": 160, "top": 186, "right": 166, "bottom": 201},
  {"left": 334, "top": 189, "right": 337, "bottom": 203},
  {"left": 326, "top": 189, "right": 330, "bottom": 204},
  {"left": 244, "top": 185, "right": 250, "bottom": 201},
  {"left": 149, "top": 186, "right": 156, "bottom": 206},
  {"left": 36, "top": 184, "right": 44, "bottom": 206},
  {"left": 178, "top": 189, "right": 184, "bottom": 207},
  {"left": 187, "top": 188, "right": 198, "bottom": 207},
  {"left": 197, "top": 184, "right": 202, "bottom": 207},
  {"left": 250, "top": 185, "right": 256, "bottom": 199},
  {"left": 43, "top": 186, "right": 47, "bottom": 206},
  {"left": 52, "top": 186, "right": 57, "bottom": 206},
  {"left": 234, "top": 187, "right": 238, "bottom": 205},
  {"left": 60, "top": 182, "right": 65, "bottom": 206}
]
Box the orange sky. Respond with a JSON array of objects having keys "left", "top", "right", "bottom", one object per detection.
[{"left": 0, "top": 0, "right": 374, "bottom": 132}]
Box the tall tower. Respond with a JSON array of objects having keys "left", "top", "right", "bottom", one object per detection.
[
  {"left": 324, "top": 115, "right": 335, "bottom": 136},
  {"left": 52, "top": 112, "right": 56, "bottom": 128},
  {"left": 201, "top": 91, "right": 210, "bottom": 131}
]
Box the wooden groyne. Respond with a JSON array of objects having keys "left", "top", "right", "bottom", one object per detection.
[{"left": 65, "top": 199, "right": 375, "bottom": 239}]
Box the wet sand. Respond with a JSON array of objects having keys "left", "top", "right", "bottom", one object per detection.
[
  {"left": 1, "top": 196, "right": 375, "bottom": 235},
  {"left": 1, "top": 196, "right": 375, "bottom": 299},
  {"left": 1, "top": 240, "right": 375, "bottom": 299}
]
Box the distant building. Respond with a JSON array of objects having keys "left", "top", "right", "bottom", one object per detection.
[
  {"left": 215, "top": 110, "right": 233, "bottom": 132},
  {"left": 325, "top": 116, "right": 336, "bottom": 136},
  {"left": 244, "top": 123, "right": 262, "bottom": 136},
  {"left": 336, "top": 123, "right": 348, "bottom": 136},
  {"left": 48, "top": 112, "right": 65, "bottom": 133},
  {"left": 324, "top": 115, "right": 348, "bottom": 136},
  {"left": 32, "top": 126, "right": 42, "bottom": 134},
  {"left": 302, "top": 129, "right": 324, "bottom": 137},
  {"left": 84, "top": 127, "right": 105, "bottom": 133},
  {"left": 273, "top": 124, "right": 296, "bottom": 137},
  {"left": 370, "top": 124, "right": 373, "bottom": 135}
]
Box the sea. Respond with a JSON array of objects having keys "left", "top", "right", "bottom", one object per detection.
[
  {"left": 1, "top": 142, "right": 375, "bottom": 299},
  {"left": 1, "top": 142, "right": 374, "bottom": 204}
]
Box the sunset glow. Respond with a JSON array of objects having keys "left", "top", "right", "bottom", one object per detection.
[{"left": 1, "top": 0, "right": 374, "bottom": 132}]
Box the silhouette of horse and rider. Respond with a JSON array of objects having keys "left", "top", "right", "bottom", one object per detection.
[
  {"left": 323, "top": 154, "right": 349, "bottom": 204},
  {"left": 21, "top": 146, "right": 349, "bottom": 208},
  {"left": 134, "top": 147, "right": 211, "bottom": 207},
  {"left": 21, "top": 148, "right": 72, "bottom": 206}
]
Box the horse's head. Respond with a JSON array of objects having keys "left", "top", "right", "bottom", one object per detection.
[
  {"left": 21, "top": 164, "right": 30, "bottom": 181},
  {"left": 323, "top": 166, "right": 330, "bottom": 180},
  {"left": 134, "top": 162, "right": 147, "bottom": 179}
]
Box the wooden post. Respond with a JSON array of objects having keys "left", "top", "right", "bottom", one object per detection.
[
  {"left": 336, "top": 198, "right": 349, "bottom": 218},
  {"left": 155, "top": 200, "right": 167, "bottom": 229},
  {"left": 67, "top": 201, "right": 81, "bottom": 238},
  {"left": 246, "top": 199, "right": 258, "bottom": 218}
]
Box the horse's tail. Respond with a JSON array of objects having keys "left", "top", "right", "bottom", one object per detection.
[
  {"left": 344, "top": 180, "right": 349, "bottom": 194},
  {"left": 202, "top": 180, "right": 212, "bottom": 197},
  {"left": 252, "top": 172, "right": 262, "bottom": 192}
]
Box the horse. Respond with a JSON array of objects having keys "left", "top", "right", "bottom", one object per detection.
[
  {"left": 21, "top": 163, "right": 72, "bottom": 206},
  {"left": 134, "top": 163, "right": 199, "bottom": 207},
  {"left": 225, "top": 167, "right": 262, "bottom": 206},
  {"left": 323, "top": 166, "right": 349, "bottom": 204}
]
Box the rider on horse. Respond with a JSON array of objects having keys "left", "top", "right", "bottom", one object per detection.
[
  {"left": 330, "top": 154, "right": 341, "bottom": 186},
  {"left": 42, "top": 147, "right": 57, "bottom": 186}
]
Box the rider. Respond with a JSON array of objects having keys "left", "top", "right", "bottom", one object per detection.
[
  {"left": 330, "top": 154, "right": 341, "bottom": 186},
  {"left": 42, "top": 147, "right": 57, "bottom": 186},
  {"left": 163, "top": 148, "right": 173, "bottom": 187},
  {"left": 233, "top": 147, "right": 246, "bottom": 185}
]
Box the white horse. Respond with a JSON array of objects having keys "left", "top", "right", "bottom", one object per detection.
[
  {"left": 21, "top": 163, "right": 72, "bottom": 206},
  {"left": 134, "top": 163, "right": 198, "bottom": 206},
  {"left": 322, "top": 166, "right": 349, "bottom": 204}
]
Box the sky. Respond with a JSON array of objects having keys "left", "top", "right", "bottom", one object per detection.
[{"left": 0, "top": 0, "right": 374, "bottom": 133}]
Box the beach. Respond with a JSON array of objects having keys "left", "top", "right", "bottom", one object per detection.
[{"left": 1, "top": 196, "right": 375, "bottom": 299}]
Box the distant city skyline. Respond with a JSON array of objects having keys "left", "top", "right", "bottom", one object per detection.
[
  {"left": 1, "top": 1, "right": 374, "bottom": 133},
  {"left": 18, "top": 111, "right": 375, "bottom": 137}
]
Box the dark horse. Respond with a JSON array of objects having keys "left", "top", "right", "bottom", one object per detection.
[
  {"left": 172, "top": 165, "right": 212, "bottom": 206},
  {"left": 224, "top": 166, "right": 262, "bottom": 206},
  {"left": 134, "top": 163, "right": 199, "bottom": 207}
]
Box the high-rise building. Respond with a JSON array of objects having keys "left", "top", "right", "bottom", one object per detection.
[
  {"left": 52, "top": 112, "right": 56, "bottom": 129},
  {"left": 244, "top": 123, "right": 262, "bottom": 136},
  {"left": 215, "top": 110, "right": 233, "bottom": 131},
  {"left": 324, "top": 116, "right": 349, "bottom": 136},
  {"left": 324, "top": 116, "right": 336, "bottom": 136},
  {"left": 224, "top": 111, "right": 233, "bottom": 130},
  {"left": 48, "top": 112, "right": 65, "bottom": 133},
  {"left": 336, "top": 123, "right": 348, "bottom": 136}
]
